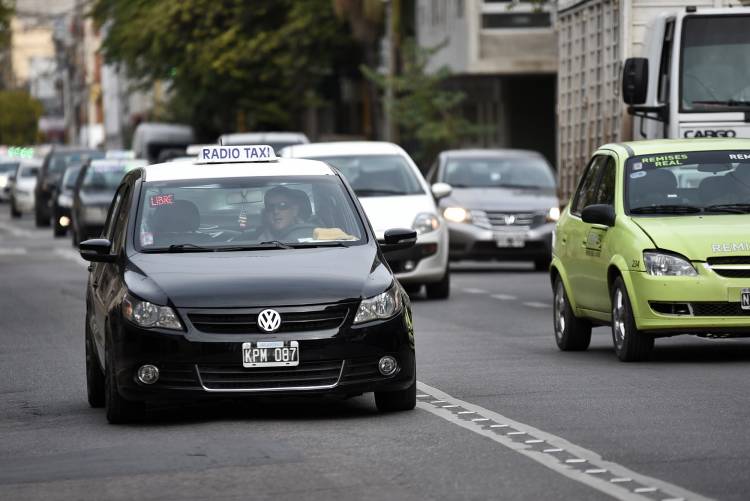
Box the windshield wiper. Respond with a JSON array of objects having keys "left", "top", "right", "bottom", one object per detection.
[
  {"left": 354, "top": 189, "right": 410, "bottom": 196},
  {"left": 630, "top": 204, "right": 702, "bottom": 214},
  {"left": 704, "top": 203, "right": 750, "bottom": 214},
  {"left": 294, "top": 241, "right": 351, "bottom": 248},
  {"left": 166, "top": 243, "right": 213, "bottom": 252}
]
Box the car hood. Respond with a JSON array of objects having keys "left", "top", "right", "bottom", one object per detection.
[
  {"left": 443, "top": 187, "right": 558, "bottom": 211},
  {"left": 359, "top": 194, "right": 436, "bottom": 238},
  {"left": 633, "top": 215, "right": 750, "bottom": 260},
  {"left": 126, "top": 245, "right": 390, "bottom": 308}
]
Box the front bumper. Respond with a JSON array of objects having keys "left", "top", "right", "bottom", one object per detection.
[
  {"left": 110, "top": 308, "right": 416, "bottom": 403},
  {"left": 627, "top": 264, "right": 750, "bottom": 335},
  {"left": 448, "top": 221, "right": 553, "bottom": 261}
]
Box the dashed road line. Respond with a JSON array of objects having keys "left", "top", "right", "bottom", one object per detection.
[
  {"left": 523, "top": 301, "right": 551, "bottom": 309},
  {"left": 416, "top": 381, "right": 712, "bottom": 501},
  {"left": 463, "top": 288, "right": 488, "bottom": 294},
  {"left": 491, "top": 294, "right": 517, "bottom": 300}
]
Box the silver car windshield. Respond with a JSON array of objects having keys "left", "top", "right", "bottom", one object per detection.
[
  {"left": 626, "top": 150, "right": 750, "bottom": 214},
  {"left": 135, "top": 176, "right": 366, "bottom": 251},
  {"left": 443, "top": 157, "right": 555, "bottom": 189}
]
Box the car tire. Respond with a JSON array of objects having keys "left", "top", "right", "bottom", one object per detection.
[
  {"left": 425, "top": 270, "right": 450, "bottom": 299},
  {"left": 86, "top": 323, "right": 105, "bottom": 408},
  {"left": 552, "top": 276, "right": 591, "bottom": 351},
  {"left": 10, "top": 198, "right": 21, "bottom": 218},
  {"left": 611, "top": 277, "right": 654, "bottom": 362},
  {"left": 105, "top": 333, "right": 144, "bottom": 424},
  {"left": 53, "top": 209, "right": 66, "bottom": 237},
  {"left": 375, "top": 379, "right": 416, "bottom": 412}
]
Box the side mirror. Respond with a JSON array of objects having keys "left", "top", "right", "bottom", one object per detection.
[
  {"left": 581, "top": 204, "right": 616, "bottom": 227},
  {"left": 381, "top": 228, "right": 417, "bottom": 252},
  {"left": 79, "top": 238, "right": 117, "bottom": 262},
  {"left": 431, "top": 182, "right": 452, "bottom": 200},
  {"left": 622, "top": 58, "right": 649, "bottom": 105}
]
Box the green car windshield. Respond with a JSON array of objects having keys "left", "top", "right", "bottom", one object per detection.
[{"left": 626, "top": 150, "right": 750, "bottom": 215}]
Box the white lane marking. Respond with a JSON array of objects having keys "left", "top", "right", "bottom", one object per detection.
[
  {"left": 611, "top": 478, "right": 633, "bottom": 483},
  {"left": 53, "top": 248, "right": 89, "bottom": 268},
  {"left": 417, "top": 382, "right": 712, "bottom": 501},
  {"left": 566, "top": 459, "right": 587, "bottom": 464},
  {"left": 490, "top": 424, "right": 509, "bottom": 428},
  {"left": 523, "top": 301, "right": 551, "bottom": 309},
  {"left": 0, "top": 247, "right": 27, "bottom": 255},
  {"left": 471, "top": 418, "right": 490, "bottom": 422},
  {"left": 634, "top": 487, "right": 658, "bottom": 493},
  {"left": 491, "top": 294, "right": 517, "bottom": 300},
  {"left": 463, "top": 288, "right": 488, "bottom": 294},
  {"left": 525, "top": 439, "right": 544, "bottom": 444}
]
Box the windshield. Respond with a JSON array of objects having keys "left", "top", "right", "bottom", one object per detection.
[
  {"left": 0, "top": 162, "right": 18, "bottom": 173},
  {"left": 135, "top": 176, "right": 366, "bottom": 251},
  {"left": 443, "top": 156, "right": 556, "bottom": 189},
  {"left": 311, "top": 155, "right": 424, "bottom": 197},
  {"left": 82, "top": 160, "right": 145, "bottom": 191},
  {"left": 681, "top": 15, "right": 750, "bottom": 111},
  {"left": 626, "top": 150, "right": 750, "bottom": 214},
  {"left": 48, "top": 150, "right": 104, "bottom": 174},
  {"left": 62, "top": 166, "right": 82, "bottom": 189}
]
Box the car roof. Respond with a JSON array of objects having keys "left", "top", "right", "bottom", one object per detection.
[
  {"left": 440, "top": 148, "right": 546, "bottom": 159},
  {"left": 602, "top": 138, "right": 750, "bottom": 157},
  {"left": 140, "top": 158, "right": 335, "bottom": 182},
  {"left": 282, "top": 141, "right": 406, "bottom": 158}
]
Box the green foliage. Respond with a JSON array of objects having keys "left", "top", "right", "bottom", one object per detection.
[
  {"left": 90, "top": 0, "right": 358, "bottom": 139},
  {"left": 0, "top": 0, "right": 13, "bottom": 52},
  {"left": 0, "top": 90, "right": 43, "bottom": 144},
  {"left": 362, "top": 39, "right": 484, "bottom": 166}
]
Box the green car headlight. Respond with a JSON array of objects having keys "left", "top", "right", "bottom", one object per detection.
[{"left": 643, "top": 251, "right": 697, "bottom": 277}]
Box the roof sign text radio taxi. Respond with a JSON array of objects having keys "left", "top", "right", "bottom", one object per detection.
[{"left": 197, "top": 145, "right": 277, "bottom": 164}]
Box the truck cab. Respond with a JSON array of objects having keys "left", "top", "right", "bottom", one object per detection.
[{"left": 624, "top": 7, "right": 750, "bottom": 141}]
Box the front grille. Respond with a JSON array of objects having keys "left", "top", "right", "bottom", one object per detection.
[
  {"left": 483, "top": 211, "right": 539, "bottom": 228},
  {"left": 707, "top": 256, "right": 750, "bottom": 265},
  {"left": 691, "top": 302, "right": 750, "bottom": 317},
  {"left": 156, "top": 363, "right": 200, "bottom": 388},
  {"left": 711, "top": 269, "right": 750, "bottom": 278},
  {"left": 198, "top": 360, "right": 343, "bottom": 390},
  {"left": 340, "top": 357, "right": 389, "bottom": 385},
  {"left": 187, "top": 304, "right": 351, "bottom": 334}
]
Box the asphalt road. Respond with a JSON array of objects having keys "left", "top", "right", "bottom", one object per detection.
[{"left": 1, "top": 208, "right": 749, "bottom": 501}]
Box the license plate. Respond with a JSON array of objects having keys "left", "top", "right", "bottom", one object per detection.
[
  {"left": 742, "top": 289, "right": 750, "bottom": 310},
  {"left": 242, "top": 341, "right": 299, "bottom": 368},
  {"left": 494, "top": 232, "right": 525, "bottom": 248}
]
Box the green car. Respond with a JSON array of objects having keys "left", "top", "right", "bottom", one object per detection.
[{"left": 551, "top": 139, "right": 750, "bottom": 361}]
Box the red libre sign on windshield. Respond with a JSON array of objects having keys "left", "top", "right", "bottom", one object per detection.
[{"left": 150, "top": 194, "right": 174, "bottom": 207}]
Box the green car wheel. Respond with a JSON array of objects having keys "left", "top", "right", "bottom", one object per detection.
[
  {"left": 553, "top": 277, "right": 591, "bottom": 351},
  {"left": 611, "top": 278, "right": 654, "bottom": 362}
]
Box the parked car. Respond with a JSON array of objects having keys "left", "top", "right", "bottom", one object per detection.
[
  {"left": 35, "top": 146, "right": 104, "bottom": 227},
  {"left": 132, "top": 122, "right": 194, "bottom": 163},
  {"left": 0, "top": 159, "right": 20, "bottom": 201},
  {"left": 428, "top": 149, "right": 560, "bottom": 270},
  {"left": 281, "top": 141, "right": 451, "bottom": 298},
  {"left": 9, "top": 160, "right": 42, "bottom": 218},
  {"left": 220, "top": 132, "right": 309, "bottom": 154},
  {"left": 71, "top": 158, "right": 148, "bottom": 245},
  {"left": 51, "top": 164, "right": 83, "bottom": 237}
]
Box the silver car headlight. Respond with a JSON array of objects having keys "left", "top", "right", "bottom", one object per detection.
[
  {"left": 122, "top": 294, "right": 182, "bottom": 330},
  {"left": 546, "top": 207, "right": 561, "bottom": 222},
  {"left": 412, "top": 212, "right": 440, "bottom": 234},
  {"left": 354, "top": 285, "right": 403, "bottom": 324},
  {"left": 643, "top": 251, "right": 697, "bottom": 276},
  {"left": 443, "top": 207, "right": 471, "bottom": 223}
]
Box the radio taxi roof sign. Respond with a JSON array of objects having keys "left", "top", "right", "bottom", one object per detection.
[{"left": 196, "top": 145, "right": 277, "bottom": 164}]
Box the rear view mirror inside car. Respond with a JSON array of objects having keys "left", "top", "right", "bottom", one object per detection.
[{"left": 226, "top": 190, "right": 263, "bottom": 205}]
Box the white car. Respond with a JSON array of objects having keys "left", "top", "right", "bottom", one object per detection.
[
  {"left": 219, "top": 132, "right": 309, "bottom": 154},
  {"left": 281, "top": 141, "right": 451, "bottom": 298},
  {"left": 9, "top": 159, "right": 42, "bottom": 218}
]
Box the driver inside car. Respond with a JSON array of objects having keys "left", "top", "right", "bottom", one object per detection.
[{"left": 256, "top": 186, "right": 316, "bottom": 241}]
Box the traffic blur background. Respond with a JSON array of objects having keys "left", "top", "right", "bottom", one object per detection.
[{"left": 3, "top": 1, "right": 750, "bottom": 500}]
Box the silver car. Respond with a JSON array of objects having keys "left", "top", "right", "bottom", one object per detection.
[{"left": 428, "top": 149, "right": 560, "bottom": 270}]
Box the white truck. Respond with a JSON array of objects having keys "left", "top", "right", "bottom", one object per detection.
[{"left": 556, "top": 0, "right": 750, "bottom": 199}]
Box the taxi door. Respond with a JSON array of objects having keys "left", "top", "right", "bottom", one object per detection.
[
  {"left": 563, "top": 155, "right": 609, "bottom": 312},
  {"left": 576, "top": 155, "right": 617, "bottom": 312}
]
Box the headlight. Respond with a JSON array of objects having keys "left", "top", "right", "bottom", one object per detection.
[
  {"left": 354, "top": 285, "right": 403, "bottom": 324},
  {"left": 122, "top": 294, "right": 183, "bottom": 330},
  {"left": 546, "top": 207, "right": 561, "bottom": 222},
  {"left": 0, "top": 177, "right": 7, "bottom": 188},
  {"left": 643, "top": 251, "right": 697, "bottom": 276},
  {"left": 443, "top": 207, "right": 470, "bottom": 223},
  {"left": 412, "top": 212, "right": 440, "bottom": 234}
]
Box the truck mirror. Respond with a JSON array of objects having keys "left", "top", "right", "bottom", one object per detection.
[{"left": 622, "top": 58, "right": 648, "bottom": 105}]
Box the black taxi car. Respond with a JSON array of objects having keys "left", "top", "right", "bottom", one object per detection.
[{"left": 79, "top": 145, "right": 417, "bottom": 423}]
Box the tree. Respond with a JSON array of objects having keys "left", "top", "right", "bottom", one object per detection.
[
  {"left": 362, "top": 40, "right": 484, "bottom": 168},
  {"left": 0, "top": 0, "right": 11, "bottom": 51},
  {"left": 90, "top": 0, "right": 359, "bottom": 139},
  {"left": 0, "top": 90, "right": 43, "bottom": 144}
]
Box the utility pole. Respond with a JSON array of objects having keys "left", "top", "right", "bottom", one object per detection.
[{"left": 384, "top": 0, "right": 400, "bottom": 143}]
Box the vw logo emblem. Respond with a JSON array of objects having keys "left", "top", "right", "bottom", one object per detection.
[
  {"left": 504, "top": 214, "right": 516, "bottom": 225},
  {"left": 257, "top": 309, "right": 281, "bottom": 333}
]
